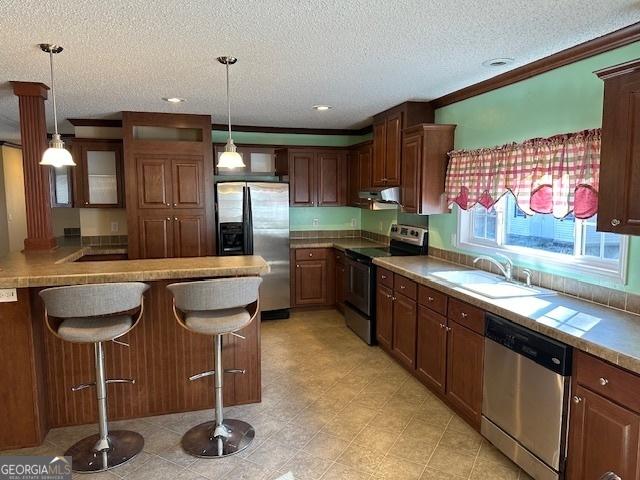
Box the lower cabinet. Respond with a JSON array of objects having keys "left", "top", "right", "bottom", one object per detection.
[
  {"left": 291, "top": 248, "right": 334, "bottom": 307},
  {"left": 376, "top": 268, "right": 486, "bottom": 430},
  {"left": 376, "top": 284, "right": 394, "bottom": 350},
  {"left": 567, "top": 351, "right": 640, "bottom": 479},
  {"left": 445, "top": 318, "right": 485, "bottom": 427},
  {"left": 334, "top": 250, "right": 347, "bottom": 312},
  {"left": 392, "top": 292, "right": 417, "bottom": 370},
  {"left": 416, "top": 306, "right": 448, "bottom": 394}
]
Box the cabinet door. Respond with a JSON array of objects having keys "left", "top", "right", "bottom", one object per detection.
[
  {"left": 173, "top": 213, "right": 206, "bottom": 257},
  {"left": 171, "top": 157, "right": 204, "bottom": 209},
  {"left": 139, "top": 214, "right": 173, "bottom": 259},
  {"left": 372, "top": 122, "right": 387, "bottom": 187},
  {"left": 78, "top": 142, "right": 124, "bottom": 207},
  {"left": 416, "top": 306, "right": 447, "bottom": 394},
  {"left": 376, "top": 284, "right": 393, "bottom": 350},
  {"left": 567, "top": 385, "right": 640, "bottom": 480},
  {"left": 384, "top": 112, "right": 402, "bottom": 186},
  {"left": 290, "top": 152, "right": 316, "bottom": 206},
  {"left": 358, "top": 144, "right": 373, "bottom": 191},
  {"left": 446, "top": 319, "right": 484, "bottom": 427},
  {"left": 136, "top": 156, "right": 172, "bottom": 209},
  {"left": 598, "top": 69, "right": 640, "bottom": 235},
  {"left": 392, "top": 292, "right": 417, "bottom": 370},
  {"left": 401, "top": 132, "right": 421, "bottom": 213},
  {"left": 317, "top": 151, "right": 346, "bottom": 206},
  {"left": 294, "top": 260, "right": 328, "bottom": 305}
]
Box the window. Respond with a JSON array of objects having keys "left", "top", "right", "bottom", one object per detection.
[{"left": 458, "top": 192, "right": 628, "bottom": 282}]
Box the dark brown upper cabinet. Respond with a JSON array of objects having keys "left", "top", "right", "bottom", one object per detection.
[
  {"left": 348, "top": 142, "right": 373, "bottom": 206},
  {"left": 371, "top": 102, "right": 434, "bottom": 188},
  {"left": 275, "top": 148, "right": 348, "bottom": 207},
  {"left": 71, "top": 139, "right": 124, "bottom": 208},
  {"left": 401, "top": 124, "right": 456, "bottom": 215},
  {"left": 596, "top": 59, "right": 640, "bottom": 235}
]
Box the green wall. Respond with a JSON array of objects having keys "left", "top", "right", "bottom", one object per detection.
[
  {"left": 290, "top": 207, "right": 361, "bottom": 230},
  {"left": 432, "top": 41, "right": 640, "bottom": 293}
]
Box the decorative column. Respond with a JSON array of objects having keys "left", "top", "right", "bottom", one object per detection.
[{"left": 11, "top": 81, "right": 57, "bottom": 250}]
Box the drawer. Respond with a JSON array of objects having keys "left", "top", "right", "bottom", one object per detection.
[
  {"left": 295, "top": 248, "right": 329, "bottom": 261},
  {"left": 394, "top": 275, "right": 417, "bottom": 300},
  {"left": 418, "top": 286, "right": 448, "bottom": 316},
  {"left": 575, "top": 351, "right": 640, "bottom": 413},
  {"left": 448, "top": 298, "right": 485, "bottom": 335},
  {"left": 377, "top": 268, "right": 394, "bottom": 288}
]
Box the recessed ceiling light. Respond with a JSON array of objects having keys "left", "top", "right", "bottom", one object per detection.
[
  {"left": 482, "top": 58, "right": 515, "bottom": 68},
  {"left": 312, "top": 105, "right": 333, "bottom": 111},
  {"left": 162, "top": 97, "right": 186, "bottom": 103}
]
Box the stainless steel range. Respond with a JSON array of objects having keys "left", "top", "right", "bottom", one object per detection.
[{"left": 343, "top": 224, "right": 428, "bottom": 345}]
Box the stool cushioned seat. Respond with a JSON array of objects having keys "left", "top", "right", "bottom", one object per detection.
[
  {"left": 57, "top": 315, "right": 133, "bottom": 343},
  {"left": 185, "top": 308, "right": 251, "bottom": 335}
]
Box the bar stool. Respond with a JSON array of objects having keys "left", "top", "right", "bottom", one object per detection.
[
  {"left": 167, "top": 277, "right": 262, "bottom": 458},
  {"left": 39, "top": 282, "right": 149, "bottom": 473}
]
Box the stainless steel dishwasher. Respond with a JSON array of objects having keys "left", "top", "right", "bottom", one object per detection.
[{"left": 482, "top": 313, "right": 572, "bottom": 480}]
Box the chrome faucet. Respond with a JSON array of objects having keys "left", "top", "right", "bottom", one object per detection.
[{"left": 473, "top": 253, "right": 514, "bottom": 282}]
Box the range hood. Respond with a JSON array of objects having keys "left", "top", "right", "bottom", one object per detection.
[{"left": 358, "top": 187, "right": 400, "bottom": 210}]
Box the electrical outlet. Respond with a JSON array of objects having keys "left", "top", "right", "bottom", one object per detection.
[
  {"left": 0, "top": 288, "right": 17, "bottom": 303},
  {"left": 111, "top": 222, "right": 119, "bottom": 233},
  {"left": 351, "top": 218, "right": 357, "bottom": 228},
  {"left": 312, "top": 218, "right": 319, "bottom": 227}
]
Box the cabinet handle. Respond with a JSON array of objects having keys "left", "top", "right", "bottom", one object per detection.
[
  {"left": 386, "top": 293, "right": 392, "bottom": 299},
  {"left": 392, "top": 296, "right": 397, "bottom": 301},
  {"left": 309, "top": 253, "right": 313, "bottom": 257},
  {"left": 173, "top": 203, "right": 177, "bottom": 207},
  {"left": 572, "top": 395, "right": 582, "bottom": 404},
  {"left": 439, "top": 324, "right": 445, "bottom": 329},
  {"left": 166, "top": 203, "right": 170, "bottom": 207},
  {"left": 296, "top": 264, "right": 300, "bottom": 268},
  {"left": 166, "top": 217, "right": 170, "bottom": 220},
  {"left": 611, "top": 219, "right": 621, "bottom": 227},
  {"left": 400, "top": 285, "right": 405, "bottom": 289},
  {"left": 461, "top": 312, "right": 468, "bottom": 318},
  {"left": 599, "top": 377, "right": 609, "bottom": 386},
  {"left": 381, "top": 275, "right": 387, "bottom": 279},
  {"left": 85, "top": 201, "right": 89, "bottom": 205},
  {"left": 428, "top": 296, "right": 434, "bottom": 302}
]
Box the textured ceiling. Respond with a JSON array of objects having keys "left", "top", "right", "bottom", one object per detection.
[{"left": 1, "top": 0, "right": 639, "bottom": 142}]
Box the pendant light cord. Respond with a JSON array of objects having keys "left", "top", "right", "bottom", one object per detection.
[
  {"left": 226, "top": 60, "right": 232, "bottom": 141},
  {"left": 49, "top": 50, "right": 59, "bottom": 136}
]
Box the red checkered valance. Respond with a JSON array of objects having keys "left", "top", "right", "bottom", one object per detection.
[{"left": 445, "top": 129, "right": 601, "bottom": 219}]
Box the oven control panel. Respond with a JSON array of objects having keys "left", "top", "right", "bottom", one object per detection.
[{"left": 390, "top": 224, "right": 428, "bottom": 247}]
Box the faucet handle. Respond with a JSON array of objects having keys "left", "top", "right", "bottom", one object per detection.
[{"left": 522, "top": 269, "right": 533, "bottom": 287}]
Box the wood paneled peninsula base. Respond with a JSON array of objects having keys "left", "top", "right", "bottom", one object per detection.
[{"left": 0, "top": 249, "right": 268, "bottom": 450}]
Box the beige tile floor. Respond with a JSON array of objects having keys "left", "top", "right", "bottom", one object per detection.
[{"left": 2, "top": 309, "right": 533, "bottom": 480}]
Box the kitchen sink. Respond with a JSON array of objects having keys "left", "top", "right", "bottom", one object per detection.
[{"left": 431, "top": 270, "right": 555, "bottom": 299}]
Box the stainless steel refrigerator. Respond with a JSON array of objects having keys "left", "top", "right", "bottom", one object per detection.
[{"left": 215, "top": 182, "right": 290, "bottom": 314}]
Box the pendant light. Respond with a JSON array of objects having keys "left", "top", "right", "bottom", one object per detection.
[
  {"left": 39, "top": 43, "right": 75, "bottom": 168},
  {"left": 216, "top": 56, "right": 245, "bottom": 169}
]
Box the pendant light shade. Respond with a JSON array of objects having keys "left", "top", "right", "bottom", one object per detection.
[
  {"left": 39, "top": 44, "right": 75, "bottom": 168},
  {"left": 216, "top": 56, "right": 245, "bottom": 169}
]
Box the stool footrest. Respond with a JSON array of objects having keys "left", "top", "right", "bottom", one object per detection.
[
  {"left": 189, "top": 370, "right": 215, "bottom": 381},
  {"left": 71, "top": 378, "right": 135, "bottom": 392}
]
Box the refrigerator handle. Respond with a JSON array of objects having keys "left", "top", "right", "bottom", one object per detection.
[{"left": 243, "top": 186, "right": 254, "bottom": 255}]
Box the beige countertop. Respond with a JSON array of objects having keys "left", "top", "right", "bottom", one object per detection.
[
  {"left": 374, "top": 255, "right": 640, "bottom": 375},
  {"left": 0, "top": 246, "right": 269, "bottom": 288},
  {"left": 290, "top": 238, "right": 385, "bottom": 251}
]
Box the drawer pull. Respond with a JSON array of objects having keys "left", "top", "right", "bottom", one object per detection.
[
  {"left": 400, "top": 285, "right": 405, "bottom": 289},
  {"left": 392, "top": 296, "right": 397, "bottom": 301},
  {"left": 428, "top": 296, "right": 434, "bottom": 302},
  {"left": 309, "top": 253, "right": 313, "bottom": 257},
  {"left": 381, "top": 275, "right": 387, "bottom": 279},
  {"left": 461, "top": 312, "right": 468, "bottom": 318},
  {"left": 445, "top": 326, "right": 452, "bottom": 332},
  {"left": 611, "top": 219, "right": 621, "bottom": 227},
  {"left": 599, "top": 377, "right": 609, "bottom": 386},
  {"left": 439, "top": 324, "right": 445, "bottom": 329},
  {"left": 573, "top": 395, "right": 582, "bottom": 404},
  {"left": 296, "top": 264, "right": 300, "bottom": 268}
]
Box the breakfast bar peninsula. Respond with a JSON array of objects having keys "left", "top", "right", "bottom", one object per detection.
[{"left": 0, "top": 246, "right": 269, "bottom": 450}]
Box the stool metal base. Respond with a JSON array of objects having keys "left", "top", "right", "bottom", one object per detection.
[
  {"left": 182, "top": 419, "right": 255, "bottom": 458},
  {"left": 65, "top": 430, "right": 144, "bottom": 473}
]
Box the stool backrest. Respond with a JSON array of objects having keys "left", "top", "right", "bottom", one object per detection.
[
  {"left": 39, "top": 282, "right": 149, "bottom": 318},
  {"left": 168, "top": 277, "right": 262, "bottom": 312}
]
